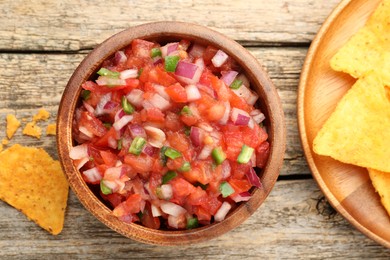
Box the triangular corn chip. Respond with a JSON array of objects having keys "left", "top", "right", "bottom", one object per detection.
[
  {"left": 0, "top": 144, "right": 69, "bottom": 235},
  {"left": 368, "top": 168, "right": 390, "bottom": 217},
  {"left": 313, "top": 73, "right": 390, "bottom": 172},
  {"left": 330, "top": 0, "right": 390, "bottom": 85}
]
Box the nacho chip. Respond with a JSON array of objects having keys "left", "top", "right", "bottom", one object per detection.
[
  {"left": 330, "top": 0, "right": 390, "bottom": 85},
  {"left": 23, "top": 121, "right": 42, "bottom": 139},
  {"left": 368, "top": 168, "right": 390, "bottom": 217},
  {"left": 46, "top": 123, "right": 57, "bottom": 136},
  {"left": 33, "top": 109, "right": 50, "bottom": 122},
  {"left": 0, "top": 143, "right": 3, "bottom": 153},
  {"left": 2, "top": 138, "right": 9, "bottom": 145},
  {"left": 0, "top": 144, "right": 69, "bottom": 235},
  {"left": 6, "top": 114, "right": 21, "bottom": 139},
  {"left": 313, "top": 73, "right": 390, "bottom": 172}
]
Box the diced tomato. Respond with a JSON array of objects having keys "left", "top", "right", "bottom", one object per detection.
[
  {"left": 141, "top": 107, "right": 165, "bottom": 123},
  {"left": 132, "top": 39, "right": 156, "bottom": 58},
  {"left": 229, "top": 90, "right": 252, "bottom": 113},
  {"left": 202, "top": 45, "right": 218, "bottom": 65},
  {"left": 228, "top": 178, "right": 251, "bottom": 196},
  {"left": 100, "top": 150, "right": 118, "bottom": 167},
  {"left": 165, "top": 83, "right": 188, "bottom": 103},
  {"left": 211, "top": 76, "right": 230, "bottom": 101},
  {"left": 141, "top": 202, "right": 160, "bottom": 229},
  {"left": 206, "top": 101, "right": 226, "bottom": 121},
  {"left": 180, "top": 113, "right": 198, "bottom": 126},
  {"left": 123, "top": 78, "right": 140, "bottom": 93},
  {"left": 182, "top": 161, "right": 213, "bottom": 185},
  {"left": 166, "top": 157, "right": 185, "bottom": 171},
  {"left": 170, "top": 177, "right": 195, "bottom": 200},
  {"left": 101, "top": 193, "right": 124, "bottom": 208},
  {"left": 124, "top": 154, "right": 154, "bottom": 174},
  {"left": 193, "top": 205, "right": 211, "bottom": 222},
  {"left": 88, "top": 145, "right": 105, "bottom": 165},
  {"left": 221, "top": 124, "right": 244, "bottom": 161},
  {"left": 147, "top": 66, "right": 177, "bottom": 87},
  {"left": 165, "top": 112, "right": 184, "bottom": 131},
  {"left": 79, "top": 111, "right": 107, "bottom": 137},
  {"left": 94, "top": 127, "right": 118, "bottom": 147},
  {"left": 166, "top": 131, "right": 189, "bottom": 154},
  {"left": 256, "top": 141, "right": 270, "bottom": 168},
  {"left": 230, "top": 161, "right": 251, "bottom": 180}
]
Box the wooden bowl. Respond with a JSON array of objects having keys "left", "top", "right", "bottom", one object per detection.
[
  {"left": 298, "top": 0, "right": 390, "bottom": 248},
  {"left": 57, "top": 21, "right": 285, "bottom": 245}
]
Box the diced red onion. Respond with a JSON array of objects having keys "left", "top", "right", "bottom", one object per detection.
[
  {"left": 232, "top": 85, "right": 259, "bottom": 106},
  {"left": 119, "top": 69, "right": 138, "bottom": 79},
  {"left": 126, "top": 89, "right": 144, "bottom": 107},
  {"left": 250, "top": 151, "right": 256, "bottom": 166},
  {"left": 211, "top": 50, "right": 228, "bottom": 68},
  {"left": 175, "top": 61, "right": 203, "bottom": 85},
  {"left": 197, "top": 84, "right": 216, "bottom": 98},
  {"left": 168, "top": 215, "right": 185, "bottom": 229},
  {"left": 96, "top": 76, "right": 126, "bottom": 86},
  {"left": 144, "top": 126, "right": 166, "bottom": 148},
  {"left": 103, "top": 101, "right": 118, "bottom": 111},
  {"left": 108, "top": 136, "right": 117, "bottom": 149},
  {"left": 220, "top": 70, "right": 238, "bottom": 86},
  {"left": 114, "top": 109, "right": 125, "bottom": 122},
  {"left": 219, "top": 101, "right": 231, "bottom": 125},
  {"left": 141, "top": 100, "right": 154, "bottom": 109},
  {"left": 221, "top": 160, "right": 231, "bottom": 180},
  {"left": 104, "top": 166, "right": 122, "bottom": 180},
  {"left": 95, "top": 93, "right": 112, "bottom": 116},
  {"left": 153, "top": 84, "right": 170, "bottom": 100},
  {"left": 197, "top": 145, "right": 213, "bottom": 160},
  {"left": 114, "top": 51, "right": 127, "bottom": 65},
  {"left": 231, "top": 192, "right": 252, "bottom": 203},
  {"left": 160, "top": 184, "right": 173, "bottom": 200},
  {"left": 185, "top": 84, "right": 201, "bottom": 101},
  {"left": 151, "top": 204, "right": 162, "bottom": 217},
  {"left": 188, "top": 43, "right": 205, "bottom": 58},
  {"left": 231, "top": 107, "right": 250, "bottom": 126},
  {"left": 190, "top": 126, "right": 204, "bottom": 147},
  {"left": 102, "top": 179, "right": 120, "bottom": 193},
  {"left": 246, "top": 168, "right": 262, "bottom": 188},
  {"left": 113, "top": 115, "right": 133, "bottom": 131},
  {"left": 142, "top": 144, "right": 155, "bottom": 156},
  {"left": 250, "top": 109, "right": 266, "bottom": 124},
  {"left": 188, "top": 103, "right": 201, "bottom": 119},
  {"left": 161, "top": 42, "right": 179, "bottom": 57},
  {"left": 82, "top": 101, "right": 95, "bottom": 114},
  {"left": 75, "top": 157, "right": 89, "bottom": 170},
  {"left": 248, "top": 118, "right": 255, "bottom": 129},
  {"left": 197, "top": 122, "right": 213, "bottom": 132},
  {"left": 153, "top": 57, "right": 163, "bottom": 65},
  {"left": 69, "top": 143, "right": 89, "bottom": 160},
  {"left": 79, "top": 126, "right": 94, "bottom": 138},
  {"left": 83, "top": 167, "right": 102, "bottom": 183},
  {"left": 214, "top": 201, "right": 232, "bottom": 222},
  {"left": 160, "top": 202, "right": 186, "bottom": 217},
  {"left": 148, "top": 93, "right": 170, "bottom": 111},
  {"left": 128, "top": 124, "right": 147, "bottom": 139},
  {"left": 236, "top": 73, "right": 250, "bottom": 88}
]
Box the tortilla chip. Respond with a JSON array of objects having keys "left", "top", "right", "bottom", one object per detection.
[
  {"left": 46, "top": 123, "right": 57, "bottom": 136},
  {"left": 2, "top": 138, "right": 9, "bottom": 145},
  {"left": 313, "top": 73, "right": 390, "bottom": 172},
  {"left": 0, "top": 143, "right": 3, "bottom": 153},
  {"left": 23, "top": 121, "right": 42, "bottom": 139},
  {"left": 368, "top": 168, "right": 390, "bottom": 217},
  {"left": 330, "top": 0, "right": 390, "bottom": 85},
  {"left": 33, "top": 109, "right": 50, "bottom": 122},
  {"left": 0, "top": 144, "right": 69, "bottom": 235},
  {"left": 6, "top": 114, "right": 21, "bottom": 139}
]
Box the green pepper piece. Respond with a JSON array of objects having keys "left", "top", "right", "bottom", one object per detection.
[
  {"left": 186, "top": 217, "right": 199, "bottom": 229},
  {"left": 164, "top": 147, "right": 182, "bottom": 159},
  {"left": 162, "top": 171, "right": 177, "bottom": 184},
  {"left": 117, "top": 138, "right": 123, "bottom": 151},
  {"left": 129, "top": 136, "right": 147, "bottom": 155},
  {"left": 164, "top": 55, "right": 180, "bottom": 72},
  {"left": 237, "top": 144, "right": 254, "bottom": 164},
  {"left": 97, "top": 68, "right": 120, "bottom": 78},
  {"left": 178, "top": 161, "right": 191, "bottom": 172},
  {"left": 151, "top": 48, "right": 162, "bottom": 58},
  {"left": 211, "top": 147, "right": 226, "bottom": 165},
  {"left": 230, "top": 79, "right": 243, "bottom": 90},
  {"left": 180, "top": 105, "right": 192, "bottom": 116},
  {"left": 184, "top": 126, "right": 191, "bottom": 136},
  {"left": 138, "top": 68, "right": 144, "bottom": 78},
  {"left": 100, "top": 181, "right": 112, "bottom": 195},
  {"left": 81, "top": 90, "right": 91, "bottom": 100},
  {"left": 121, "top": 96, "right": 134, "bottom": 114},
  {"left": 219, "top": 181, "right": 235, "bottom": 198},
  {"left": 103, "top": 122, "right": 112, "bottom": 129}
]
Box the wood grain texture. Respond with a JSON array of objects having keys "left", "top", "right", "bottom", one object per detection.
[
  {"left": 0, "top": 180, "right": 388, "bottom": 259},
  {"left": 0, "top": 47, "right": 307, "bottom": 176},
  {"left": 0, "top": 0, "right": 340, "bottom": 51}
]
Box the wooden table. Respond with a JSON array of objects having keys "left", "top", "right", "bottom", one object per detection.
[{"left": 0, "top": 0, "right": 389, "bottom": 258}]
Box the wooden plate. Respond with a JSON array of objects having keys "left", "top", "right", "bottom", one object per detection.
[{"left": 298, "top": 0, "right": 390, "bottom": 248}]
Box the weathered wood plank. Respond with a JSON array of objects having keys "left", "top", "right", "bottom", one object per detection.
[
  {"left": 0, "top": 180, "right": 388, "bottom": 259},
  {"left": 0, "top": 47, "right": 307, "bottom": 175},
  {"left": 0, "top": 0, "right": 340, "bottom": 51}
]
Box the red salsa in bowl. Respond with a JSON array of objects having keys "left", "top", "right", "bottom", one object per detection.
[{"left": 69, "top": 38, "right": 270, "bottom": 230}]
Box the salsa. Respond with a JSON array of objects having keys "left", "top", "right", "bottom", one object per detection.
[{"left": 70, "top": 38, "right": 270, "bottom": 230}]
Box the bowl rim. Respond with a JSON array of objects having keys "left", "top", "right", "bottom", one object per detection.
[{"left": 57, "top": 21, "right": 285, "bottom": 245}]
